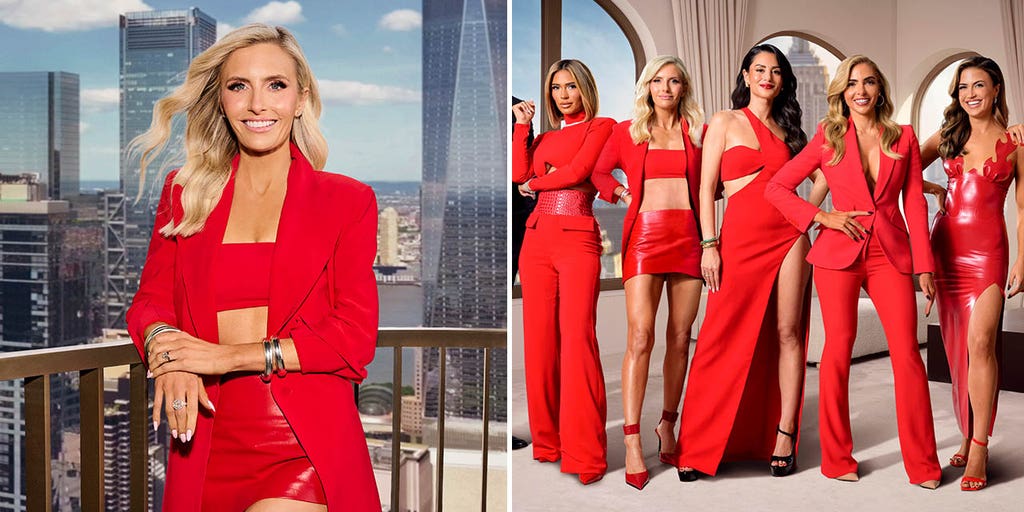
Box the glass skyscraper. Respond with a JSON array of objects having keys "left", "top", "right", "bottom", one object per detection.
[
  {"left": 419, "top": 0, "right": 507, "bottom": 421},
  {"left": 0, "top": 72, "right": 79, "bottom": 200},
  {"left": 106, "top": 8, "right": 216, "bottom": 327}
]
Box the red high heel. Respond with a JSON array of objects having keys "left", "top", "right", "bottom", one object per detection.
[
  {"left": 623, "top": 424, "right": 649, "bottom": 490},
  {"left": 655, "top": 410, "right": 679, "bottom": 466},
  {"left": 960, "top": 438, "right": 989, "bottom": 491}
]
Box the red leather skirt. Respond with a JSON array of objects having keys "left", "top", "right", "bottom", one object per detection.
[
  {"left": 622, "top": 209, "right": 701, "bottom": 281},
  {"left": 201, "top": 374, "right": 327, "bottom": 510}
]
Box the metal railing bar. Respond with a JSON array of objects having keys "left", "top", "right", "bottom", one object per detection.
[
  {"left": 481, "top": 347, "right": 490, "bottom": 512},
  {"left": 26, "top": 374, "right": 52, "bottom": 512},
  {"left": 0, "top": 341, "right": 138, "bottom": 381},
  {"left": 390, "top": 346, "right": 402, "bottom": 511},
  {"left": 437, "top": 346, "right": 446, "bottom": 512},
  {"left": 80, "top": 368, "right": 104, "bottom": 512},
  {"left": 129, "top": 363, "right": 149, "bottom": 512}
]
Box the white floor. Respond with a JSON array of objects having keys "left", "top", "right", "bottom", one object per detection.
[{"left": 509, "top": 340, "right": 1024, "bottom": 511}]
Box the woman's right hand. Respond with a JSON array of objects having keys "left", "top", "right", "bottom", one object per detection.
[
  {"left": 513, "top": 100, "right": 536, "bottom": 125},
  {"left": 701, "top": 246, "right": 721, "bottom": 292},
  {"left": 923, "top": 182, "right": 948, "bottom": 214},
  {"left": 153, "top": 371, "right": 214, "bottom": 444},
  {"left": 815, "top": 210, "right": 871, "bottom": 241}
]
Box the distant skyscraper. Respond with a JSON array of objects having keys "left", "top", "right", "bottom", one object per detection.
[
  {"left": 419, "top": 0, "right": 507, "bottom": 421},
  {"left": 0, "top": 72, "right": 79, "bottom": 200},
  {"left": 787, "top": 38, "right": 832, "bottom": 210},
  {"left": 378, "top": 207, "right": 401, "bottom": 266},
  {"left": 105, "top": 8, "right": 216, "bottom": 327},
  {"left": 0, "top": 176, "right": 91, "bottom": 512}
]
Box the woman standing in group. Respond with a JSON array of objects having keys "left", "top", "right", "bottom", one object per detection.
[
  {"left": 512, "top": 59, "right": 615, "bottom": 485},
  {"left": 129, "top": 25, "right": 380, "bottom": 510},
  {"left": 592, "top": 55, "right": 705, "bottom": 490},
  {"left": 765, "top": 54, "right": 941, "bottom": 488},
  {"left": 677, "top": 44, "right": 826, "bottom": 481},
  {"left": 921, "top": 56, "right": 1024, "bottom": 491}
]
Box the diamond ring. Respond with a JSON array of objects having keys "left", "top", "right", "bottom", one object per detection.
[
  {"left": 161, "top": 351, "right": 171, "bottom": 362},
  {"left": 171, "top": 399, "right": 186, "bottom": 411}
]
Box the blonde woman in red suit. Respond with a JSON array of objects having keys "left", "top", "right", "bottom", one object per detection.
[
  {"left": 128, "top": 25, "right": 380, "bottom": 510},
  {"left": 677, "top": 44, "right": 827, "bottom": 481},
  {"left": 920, "top": 56, "right": 1024, "bottom": 491},
  {"left": 512, "top": 59, "right": 614, "bottom": 485},
  {"left": 592, "top": 55, "right": 705, "bottom": 490},
  {"left": 765, "top": 54, "right": 941, "bottom": 488}
]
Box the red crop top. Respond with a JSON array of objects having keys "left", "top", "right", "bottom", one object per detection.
[
  {"left": 719, "top": 108, "right": 791, "bottom": 181},
  {"left": 644, "top": 149, "right": 687, "bottom": 179},
  {"left": 215, "top": 242, "right": 274, "bottom": 311}
]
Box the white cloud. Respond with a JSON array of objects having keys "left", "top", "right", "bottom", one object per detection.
[
  {"left": 330, "top": 23, "right": 348, "bottom": 36},
  {"left": 318, "top": 79, "right": 419, "bottom": 106},
  {"left": 0, "top": 0, "right": 152, "bottom": 32},
  {"left": 218, "top": 22, "right": 237, "bottom": 40},
  {"left": 382, "top": 46, "right": 394, "bottom": 54},
  {"left": 378, "top": 9, "right": 421, "bottom": 31},
  {"left": 243, "top": 1, "right": 305, "bottom": 25},
  {"left": 81, "top": 88, "right": 119, "bottom": 113}
]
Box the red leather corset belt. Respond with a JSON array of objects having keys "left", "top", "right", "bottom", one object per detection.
[{"left": 534, "top": 188, "right": 594, "bottom": 217}]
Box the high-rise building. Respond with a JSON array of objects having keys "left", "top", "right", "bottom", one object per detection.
[
  {"left": 105, "top": 8, "right": 217, "bottom": 328},
  {"left": 0, "top": 72, "right": 79, "bottom": 200},
  {"left": 0, "top": 176, "right": 92, "bottom": 512},
  {"left": 419, "top": 0, "right": 507, "bottom": 422},
  {"left": 787, "top": 38, "right": 832, "bottom": 210},
  {"left": 378, "top": 207, "right": 401, "bottom": 266}
]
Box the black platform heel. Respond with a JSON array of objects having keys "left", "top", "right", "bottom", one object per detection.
[{"left": 770, "top": 426, "right": 797, "bottom": 477}]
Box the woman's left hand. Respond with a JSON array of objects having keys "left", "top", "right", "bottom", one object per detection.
[
  {"left": 148, "top": 331, "right": 233, "bottom": 377},
  {"left": 920, "top": 272, "right": 936, "bottom": 316},
  {"left": 517, "top": 181, "right": 535, "bottom": 199},
  {"left": 1008, "top": 260, "right": 1024, "bottom": 297},
  {"left": 1008, "top": 124, "right": 1024, "bottom": 146}
]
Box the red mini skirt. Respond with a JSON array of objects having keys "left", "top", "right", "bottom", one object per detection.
[
  {"left": 622, "top": 209, "right": 701, "bottom": 282},
  {"left": 201, "top": 374, "right": 327, "bottom": 510}
]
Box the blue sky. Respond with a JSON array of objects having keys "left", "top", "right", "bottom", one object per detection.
[{"left": 0, "top": 0, "right": 423, "bottom": 182}]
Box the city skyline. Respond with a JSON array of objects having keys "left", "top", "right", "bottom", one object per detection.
[{"left": 0, "top": 0, "right": 423, "bottom": 183}]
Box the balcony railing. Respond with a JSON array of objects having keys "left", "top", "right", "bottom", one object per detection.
[{"left": 0, "top": 327, "right": 506, "bottom": 512}]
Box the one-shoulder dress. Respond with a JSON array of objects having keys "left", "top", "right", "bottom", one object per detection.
[{"left": 678, "top": 108, "right": 809, "bottom": 474}]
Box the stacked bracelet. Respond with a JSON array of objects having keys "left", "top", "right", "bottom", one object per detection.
[
  {"left": 700, "top": 236, "right": 720, "bottom": 249},
  {"left": 144, "top": 325, "right": 181, "bottom": 360},
  {"left": 261, "top": 340, "right": 274, "bottom": 383},
  {"left": 271, "top": 337, "right": 287, "bottom": 377}
]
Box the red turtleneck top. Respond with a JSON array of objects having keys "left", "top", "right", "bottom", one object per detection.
[{"left": 512, "top": 110, "right": 615, "bottom": 191}]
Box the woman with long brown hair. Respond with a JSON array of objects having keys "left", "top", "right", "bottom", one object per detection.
[{"left": 921, "top": 56, "right": 1024, "bottom": 491}]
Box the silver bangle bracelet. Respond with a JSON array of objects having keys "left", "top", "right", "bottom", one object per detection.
[
  {"left": 261, "top": 340, "right": 274, "bottom": 383},
  {"left": 271, "top": 338, "right": 287, "bottom": 377},
  {"left": 144, "top": 325, "right": 180, "bottom": 359}
]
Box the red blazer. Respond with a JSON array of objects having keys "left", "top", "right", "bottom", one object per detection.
[
  {"left": 592, "top": 119, "right": 706, "bottom": 256},
  {"left": 126, "top": 143, "right": 381, "bottom": 511},
  {"left": 765, "top": 120, "right": 934, "bottom": 274}
]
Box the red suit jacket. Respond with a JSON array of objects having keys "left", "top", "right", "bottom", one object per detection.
[
  {"left": 765, "top": 121, "right": 934, "bottom": 274},
  {"left": 592, "top": 119, "right": 707, "bottom": 255},
  {"left": 126, "top": 143, "right": 381, "bottom": 511}
]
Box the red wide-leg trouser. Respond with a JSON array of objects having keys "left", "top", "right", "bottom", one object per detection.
[
  {"left": 519, "top": 214, "right": 608, "bottom": 475},
  {"left": 813, "top": 236, "right": 940, "bottom": 484}
]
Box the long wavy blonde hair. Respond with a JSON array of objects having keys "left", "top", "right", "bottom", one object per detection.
[
  {"left": 822, "top": 55, "right": 901, "bottom": 166},
  {"left": 128, "top": 24, "right": 327, "bottom": 237},
  {"left": 542, "top": 59, "right": 599, "bottom": 127},
  {"left": 629, "top": 55, "right": 703, "bottom": 147}
]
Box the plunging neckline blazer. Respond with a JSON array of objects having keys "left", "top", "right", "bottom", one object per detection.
[{"left": 127, "top": 143, "right": 382, "bottom": 511}]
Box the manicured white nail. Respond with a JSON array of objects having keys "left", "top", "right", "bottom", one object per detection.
[
  {"left": 153, "top": 421, "right": 159, "bottom": 432},
  {"left": 186, "top": 430, "right": 193, "bottom": 442},
  {"left": 179, "top": 433, "right": 187, "bottom": 443},
  {"left": 208, "top": 401, "right": 216, "bottom": 413},
  {"left": 171, "top": 429, "right": 178, "bottom": 439},
  {"left": 147, "top": 370, "right": 153, "bottom": 378}
]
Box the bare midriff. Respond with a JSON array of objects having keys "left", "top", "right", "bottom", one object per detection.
[
  {"left": 722, "top": 172, "right": 759, "bottom": 198},
  {"left": 639, "top": 178, "right": 690, "bottom": 211},
  {"left": 217, "top": 308, "right": 269, "bottom": 346}
]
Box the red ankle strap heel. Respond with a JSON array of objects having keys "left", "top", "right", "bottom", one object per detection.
[
  {"left": 656, "top": 410, "right": 679, "bottom": 466},
  {"left": 623, "top": 423, "right": 649, "bottom": 491}
]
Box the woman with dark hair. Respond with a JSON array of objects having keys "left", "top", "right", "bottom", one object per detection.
[
  {"left": 920, "top": 56, "right": 1024, "bottom": 491},
  {"left": 592, "top": 55, "right": 706, "bottom": 490},
  {"left": 766, "top": 55, "right": 941, "bottom": 488},
  {"left": 512, "top": 59, "right": 614, "bottom": 485},
  {"left": 676, "top": 44, "right": 826, "bottom": 480}
]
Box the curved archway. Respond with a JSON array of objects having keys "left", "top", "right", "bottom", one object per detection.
[
  {"left": 757, "top": 30, "right": 847, "bottom": 62},
  {"left": 911, "top": 51, "right": 981, "bottom": 131},
  {"left": 594, "top": 0, "right": 649, "bottom": 80}
]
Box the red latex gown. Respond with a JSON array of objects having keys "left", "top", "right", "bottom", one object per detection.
[
  {"left": 930, "top": 135, "right": 1019, "bottom": 437},
  {"left": 678, "top": 108, "right": 809, "bottom": 475}
]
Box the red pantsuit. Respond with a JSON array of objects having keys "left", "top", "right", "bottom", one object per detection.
[
  {"left": 513, "top": 112, "right": 614, "bottom": 475},
  {"left": 766, "top": 121, "right": 941, "bottom": 484}
]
